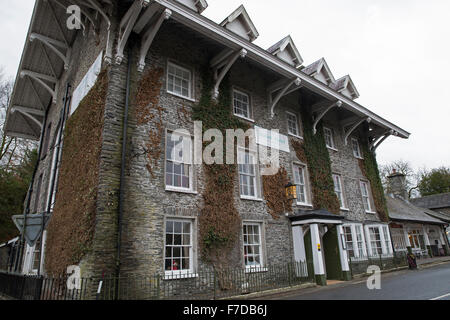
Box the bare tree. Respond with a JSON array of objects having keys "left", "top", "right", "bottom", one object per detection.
[{"left": 379, "top": 159, "right": 420, "bottom": 198}]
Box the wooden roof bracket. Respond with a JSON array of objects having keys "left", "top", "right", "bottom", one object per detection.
[
  {"left": 370, "top": 130, "right": 398, "bottom": 152},
  {"left": 343, "top": 117, "right": 371, "bottom": 145},
  {"left": 268, "top": 77, "right": 302, "bottom": 118},
  {"left": 20, "top": 70, "right": 58, "bottom": 104},
  {"left": 138, "top": 9, "right": 172, "bottom": 72},
  {"left": 116, "top": 0, "right": 148, "bottom": 65},
  {"left": 212, "top": 48, "right": 247, "bottom": 99},
  {"left": 312, "top": 100, "right": 342, "bottom": 135},
  {"left": 30, "top": 33, "right": 71, "bottom": 70}
]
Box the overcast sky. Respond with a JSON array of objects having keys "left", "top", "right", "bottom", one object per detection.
[{"left": 1, "top": 0, "right": 449, "bottom": 172}]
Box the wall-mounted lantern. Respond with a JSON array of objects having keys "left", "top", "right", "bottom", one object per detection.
[{"left": 285, "top": 182, "right": 297, "bottom": 201}]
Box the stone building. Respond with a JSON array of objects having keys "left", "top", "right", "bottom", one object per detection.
[
  {"left": 386, "top": 172, "right": 449, "bottom": 258},
  {"left": 410, "top": 193, "right": 450, "bottom": 245},
  {"left": 4, "top": 0, "right": 411, "bottom": 288}
]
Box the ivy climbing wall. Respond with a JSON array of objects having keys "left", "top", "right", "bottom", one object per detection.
[{"left": 45, "top": 70, "right": 108, "bottom": 275}]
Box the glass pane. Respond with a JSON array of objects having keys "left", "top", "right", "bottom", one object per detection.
[
  {"left": 166, "top": 234, "right": 173, "bottom": 246},
  {"left": 165, "top": 259, "right": 172, "bottom": 271},
  {"left": 174, "top": 222, "right": 182, "bottom": 233},
  {"left": 183, "top": 222, "right": 191, "bottom": 234},
  {"left": 182, "top": 235, "right": 191, "bottom": 246},
  {"left": 165, "top": 247, "right": 172, "bottom": 258},
  {"left": 166, "top": 221, "right": 173, "bottom": 233},
  {"left": 173, "top": 247, "right": 181, "bottom": 258},
  {"left": 174, "top": 235, "right": 182, "bottom": 246}
]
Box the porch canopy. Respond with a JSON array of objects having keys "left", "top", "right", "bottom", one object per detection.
[{"left": 289, "top": 209, "right": 343, "bottom": 226}]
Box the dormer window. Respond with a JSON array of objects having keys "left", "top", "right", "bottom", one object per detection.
[
  {"left": 302, "top": 58, "right": 335, "bottom": 85},
  {"left": 174, "top": 0, "right": 208, "bottom": 13},
  {"left": 267, "top": 36, "right": 304, "bottom": 68},
  {"left": 220, "top": 5, "right": 259, "bottom": 42},
  {"left": 330, "top": 75, "right": 360, "bottom": 100}
]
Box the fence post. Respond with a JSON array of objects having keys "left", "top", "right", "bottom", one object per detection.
[
  {"left": 348, "top": 256, "right": 353, "bottom": 278},
  {"left": 156, "top": 275, "right": 160, "bottom": 300},
  {"left": 213, "top": 268, "right": 217, "bottom": 301},
  {"left": 379, "top": 253, "right": 382, "bottom": 270}
]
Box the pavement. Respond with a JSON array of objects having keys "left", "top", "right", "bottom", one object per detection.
[{"left": 259, "top": 259, "right": 450, "bottom": 300}]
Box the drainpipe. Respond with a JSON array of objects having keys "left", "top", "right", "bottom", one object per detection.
[
  {"left": 115, "top": 48, "right": 132, "bottom": 298},
  {"left": 14, "top": 102, "right": 50, "bottom": 274},
  {"left": 37, "top": 83, "right": 71, "bottom": 276}
]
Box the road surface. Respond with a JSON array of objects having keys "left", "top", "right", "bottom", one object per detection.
[{"left": 268, "top": 262, "right": 450, "bottom": 300}]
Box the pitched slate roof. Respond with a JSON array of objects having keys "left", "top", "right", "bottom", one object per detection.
[
  {"left": 301, "top": 58, "right": 324, "bottom": 76},
  {"left": 386, "top": 195, "right": 447, "bottom": 225},
  {"left": 410, "top": 193, "right": 450, "bottom": 210},
  {"left": 329, "top": 76, "right": 347, "bottom": 91},
  {"left": 267, "top": 35, "right": 304, "bottom": 68}
]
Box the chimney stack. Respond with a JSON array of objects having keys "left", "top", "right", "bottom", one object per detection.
[{"left": 387, "top": 170, "right": 408, "bottom": 199}]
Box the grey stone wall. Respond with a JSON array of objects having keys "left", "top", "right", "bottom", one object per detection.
[
  {"left": 323, "top": 113, "right": 382, "bottom": 223},
  {"left": 116, "top": 21, "right": 383, "bottom": 278}
]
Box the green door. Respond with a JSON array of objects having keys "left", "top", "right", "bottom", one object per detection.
[{"left": 322, "top": 225, "right": 343, "bottom": 280}]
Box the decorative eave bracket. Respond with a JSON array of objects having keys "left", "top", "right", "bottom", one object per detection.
[
  {"left": 370, "top": 129, "right": 398, "bottom": 152},
  {"left": 116, "top": 0, "right": 150, "bottom": 65},
  {"left": 312, "top": 100, "right": 342, "bottom": 135},
  {"left": 268, "top": 77, "right": 302, "bottom": 118},
  {"left": 11, "top": 106, "right": 44, "bottom": 129},
  {"left": 211, "top": 48, "right": 247, "bottom": 99},
  {"left": 20, "top": 70, "right": 58, "bottom": 104},
  {"left": 30, "top": 33, "right": 71, "bottom": 70},
  {"left": 138, "top": 9, "right": 172, "bottom": 72},
  {"left": 343, "top": 117, "right": 372, "bottom": 145}
]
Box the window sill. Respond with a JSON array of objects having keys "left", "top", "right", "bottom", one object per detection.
[
  {"left": 240, "top": 196, "right": 264, "bottom": 202},
  {"left": 354, "top": 156, "right": 364, "bottom": 160},
  {"left": 327, "top": 147, "right": 339, "bottom": 152},
  {"left": 289, "top": 133, "right": 304, "bottom": 140},
  {"left": 365, "top": 211, "right": 377, "bottom": 215},
  {"left": 234, "top": 114, "right": 255, "bottom": 123},
  {"left": 166, "top": 187, "right": 198, "bottom": 195},
  {"left": 164, "top": 273, "right": 198, "bottom": 280},
  {"left": 167, "top": 91, "right": 196, "bottom": 103},
  {"left": 340, "top": 207, "right": 350, "bottom": 212},
  {"left": 245, "top": 267, "right": 268, "bottom": 274},
  {"left": 297, "top": 203, "right": 313, "bottom": 208}
]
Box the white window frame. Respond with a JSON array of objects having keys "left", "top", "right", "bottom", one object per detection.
[
  {"left": 351, "top": 138, "right": 363, "bottom": 159},
  {"left": 365, "top": 225, "right": 391, "bottom": 257},
  {"left": 286, "top": 111, "right": 302, "bottom": 138},
  {"left": 408, "top": 229, "right": 423, "bottom": 250},
  {"left": 233, "top": 89, "right": 253, "bottom": 122},
  {"left": 166, "top": 61, "right": 194, "bottom": 101},
  {"left": 165, "top": 130, "right": 195, "bottom": 194},
  {"left": 242, "top": 222, "right": 265, "bottom": 271},
  {"left": 238, "top": 147, "right": 261, "bottom": 201},
  {"left": 164, "top": 218, "right": 196, "bottom": 279},
  {"left": 343, "top": 223, "right": 368, "bottom": 260},
  {"left": 360, "top": 180, "right": 375, "bottom": 213},
  {"left": 382, "top": 225, "right": 393, "bottom": 254},
  {"left": 332, "top": 174, "right": 348, "bottom": 210},
  {"left": 323, "top": 127, "right": 337, "bottom": 150},
  {"left": 293, "top": 163, "right": 312, "bottom": 206}
]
